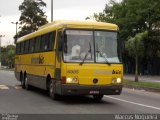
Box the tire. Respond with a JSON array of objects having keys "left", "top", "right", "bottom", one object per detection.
[
  {"left": 21, "top": 73, "right": 25, "bottom": 89},
  {"left": 93, "top": 95, "right": 104, "bottom": 101},
  {"left": 24, "top": 75, "right": 31, "bottom": 90},
  {"left": 49, "top": 80, "right": 60, "bottom": 100}
]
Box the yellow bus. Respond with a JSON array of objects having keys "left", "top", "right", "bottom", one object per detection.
[{"left": 15, "top": 20, "right": 123, "bottom": 101}]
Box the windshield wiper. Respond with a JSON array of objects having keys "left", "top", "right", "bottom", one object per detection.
[
  {"left": 80, "top": 42, "right": 91, "bottom": 66},
  {"left": 96, "top": 50, "right": 111, "bottom": 65},
  {"left": 96, "top": 43, "right": 111, "bottom": 65}
]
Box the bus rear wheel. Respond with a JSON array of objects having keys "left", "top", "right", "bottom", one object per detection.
[
  {"left": 21, "top": 74, "right": 25, "bottom": 89},
  {"left": 93, "top": 95, "right": 104, "bottom": 101},
  {"left": 49, "top": 81, "right": 60, "bottom": 100},
  {"left": 24, "top": 75, "right": 31, "bottom": 90}
]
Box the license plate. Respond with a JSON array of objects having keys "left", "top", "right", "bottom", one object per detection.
[{"left": 89, "top": 91, "right": 99, "bottom": 94}]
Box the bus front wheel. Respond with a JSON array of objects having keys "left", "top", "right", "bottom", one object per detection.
[
  {"left": 49, "top": 81, "right": 60, "bottom": 100},
  {"left": 93, "top": 95, "right": 104, "bottom": 101}
]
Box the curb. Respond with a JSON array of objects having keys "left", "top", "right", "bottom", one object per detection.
[
  {"left": 123, "top": 84, "right": 160, "bottom": 93},
  {"left": 0, "top": 68, "right": 14, "bottom": 71}
]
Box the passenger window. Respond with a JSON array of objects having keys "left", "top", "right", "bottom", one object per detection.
[
  {"left": 16, "top": 43, "right": 20, "bottom": 54},
  {"left": 20, "top": 42, "right": 24, "bottom": 54},
  {"left": 49, "top": 32, "right": 56, "bottom": 50},
  {"left": 44, "top": 34, "right": 50, "bottom": 50},
  {"left": 40, "top": 31, "right": 56, "bottom": 51},
  {"left": 35, "top": 36, "right": 41, "bottom": 52},
  {"left": 30, "top": 39, "right": 35, "bottom": 53},
  {"left": 24, "top": 40, "right": 29, "bottom": 53},
  {"left": 41, "top": 35, "right": 48, "bottom": 51}
]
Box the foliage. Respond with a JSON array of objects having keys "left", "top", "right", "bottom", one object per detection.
[
  {"left": 92, "top": 0, "right": 160, "bottom": 75},
  {"left": 92, "top": 0, "right": 160, "bottom": 44},
  {"left": 17, "top": 0, "right": 48, "bottom": 38},
  {"left": 126, "top": 31, "right": 148, "bottom": 82},
  {"left": 126, "top": 31, "right": 148, "bottom": 58},
  {"left": 1, "top": 45, "right": 15, "bottom": 68},
  {"left": 124, "top": 79, "right": 160, "bottom": 89}
]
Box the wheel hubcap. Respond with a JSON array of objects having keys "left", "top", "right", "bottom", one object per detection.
[
  {"left": 50, "top": 83, "right": 53, "bottom": 95},
  {"left": 25, "top": 77, "right": 28, "bottom": 88}
]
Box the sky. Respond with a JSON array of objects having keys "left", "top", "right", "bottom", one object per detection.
[{"left": 0, "top": 0, "right": 111, "bottom": 46}]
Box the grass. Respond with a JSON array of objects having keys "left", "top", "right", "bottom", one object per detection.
[{"left": 124, "top": 79, "right": 160, "bottom": 89}]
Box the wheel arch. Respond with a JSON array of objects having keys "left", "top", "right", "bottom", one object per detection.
[
  {"left": 20, "top": 71, "right": 23, "bottom": 82},
  {"left": 46, "top": 74, "right": 51, "bottom": 90}
]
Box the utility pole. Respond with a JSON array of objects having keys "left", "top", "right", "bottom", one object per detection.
[
  {"left": 51, "top": 0, "right": 53, "bottom": 22},
  {"left": 0, "top": 35, "right": 5, "bottom": 67},
  {"left": 11, "top": 22, "right": 18, "bottom": 44}
]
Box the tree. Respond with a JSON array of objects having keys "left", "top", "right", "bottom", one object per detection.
[
  {"left": 17, "top": 0, "right": 48, "bottom": 38},
  {"left": 126, "top": 31, "right": 148, "bottom": 82},
  {"left": 92, "top": 0, "right": 160, "bottom": 75},
  {"left": 6, "top": 49, "right": 15, "bottom": 68},
  {"left": 1, "top": 45, "right": 15, "bottom": 68}
]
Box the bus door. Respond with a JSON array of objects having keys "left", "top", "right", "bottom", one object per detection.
[{"left": 55, "top": 29, "right": 63, "bottom": 93}]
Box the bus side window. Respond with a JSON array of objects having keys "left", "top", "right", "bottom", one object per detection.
[
  {"left": 29, "top": 39, "right": 32, "bottom": 53},
  {"left": 20, "top": 42, "right": 24, "bottom": 54},
  {"left": 35, "top": 36, "right": 41, "bottom": 52},
  {"left": 40, "top": 34, "right": 49, "bottom": 51},
  {"left": 44, "top": 33, "right": 50, "bottom": 51},
  {"left": 24, "top": 40, "right": 29, "bottom": 54},
  {"left": 49, "top": 31, "right": 56, "bottom": 50},
  {"left": 16, "top": 43, "right": 19, "bottom": 54},
  {"left": 41, "top": 35, "right": 45, "bottom": 51},
  {"left": 24, "top": 41, "right": 26, "bottom": 53},
  {"left": 19, "top": 42, "right": 22, "bottom": 54},
  {"left": 35, "top": 37, "right": 38, "bottom": 52},
  {"left": 30, "top": 39, "right": 35, "bottom": 53},
  {"left": 27, "top": 40, "right": 30, "bottom": 53},
  {"left": 18, "top": 43, "right": 21, "bottom": 54}
]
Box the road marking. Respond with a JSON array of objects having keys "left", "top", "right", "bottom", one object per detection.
[
  {"left": 0, "top": 85, "right": 9, "bottom": 90},
  {"left": 14, "top": 85, "right": 22, "bottom": 89},
  {"left": 0, "top": 84, "right": 22, "bottom": 90},
  {"left": 105, "top": 95, "right": 160, "bottom": 111}
]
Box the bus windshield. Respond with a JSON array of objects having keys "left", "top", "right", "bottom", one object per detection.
[{"left": 63, "top": 30, "right": 121, "bottom": 63}]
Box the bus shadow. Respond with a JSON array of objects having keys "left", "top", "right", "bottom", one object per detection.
[
  {"left": 28, "top": 86, "right": 49, "bottom": 97},
  {"left": 59, "top": 96, "right": 113, "bottom": 105},
  {"left": 22, "top": 85, "right": 113, "bottom": 105}
]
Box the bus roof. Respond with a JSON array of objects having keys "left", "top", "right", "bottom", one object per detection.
[{"left": 17, "top": 20, "right": 118, "bottom": 43}]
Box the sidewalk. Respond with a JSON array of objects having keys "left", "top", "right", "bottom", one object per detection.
[
  {"left": 124, "top": 74, "right": 160, "bottom": 83},
  {"left": 123, "top": 74, "right": 160, "bottom": 93}
]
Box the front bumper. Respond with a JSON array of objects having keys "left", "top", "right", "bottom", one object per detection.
[{"left": 61, "top": 84, "right": 123, "bottom": 95}]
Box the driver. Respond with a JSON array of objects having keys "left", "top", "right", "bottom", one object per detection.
[{"left": 71, "top": 39, "right": 81, "bottom": 59}]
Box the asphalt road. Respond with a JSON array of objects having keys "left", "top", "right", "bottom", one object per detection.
[{"left": 0, "top": 70, "right": 160, "bottom": 114}]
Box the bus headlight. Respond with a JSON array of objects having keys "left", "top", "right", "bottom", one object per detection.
[
  {"left": 117, "top": 78, "right": 121, "bottom": 83},
  {"left": 112, "top": 78, "right": 122, "bottom": 84},
  {"left": 66, "top": 77, "right": 72, "bottom": 83},
  {"left": 66, "top": 77, "right": 78, "bottom": 83}
]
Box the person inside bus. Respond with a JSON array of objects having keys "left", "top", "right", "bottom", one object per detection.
[
  {"left": 96, "top": 41, "right": 107, "bottom": 58},
  {"left": 71, "top": 39, "right": 81, "bottom": 59},
  {"left": 80, "top": 42, "right": 92, "bottom": 60},
  {"left": 71, "top": 39, "right": 92, "bottom": 60}
]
